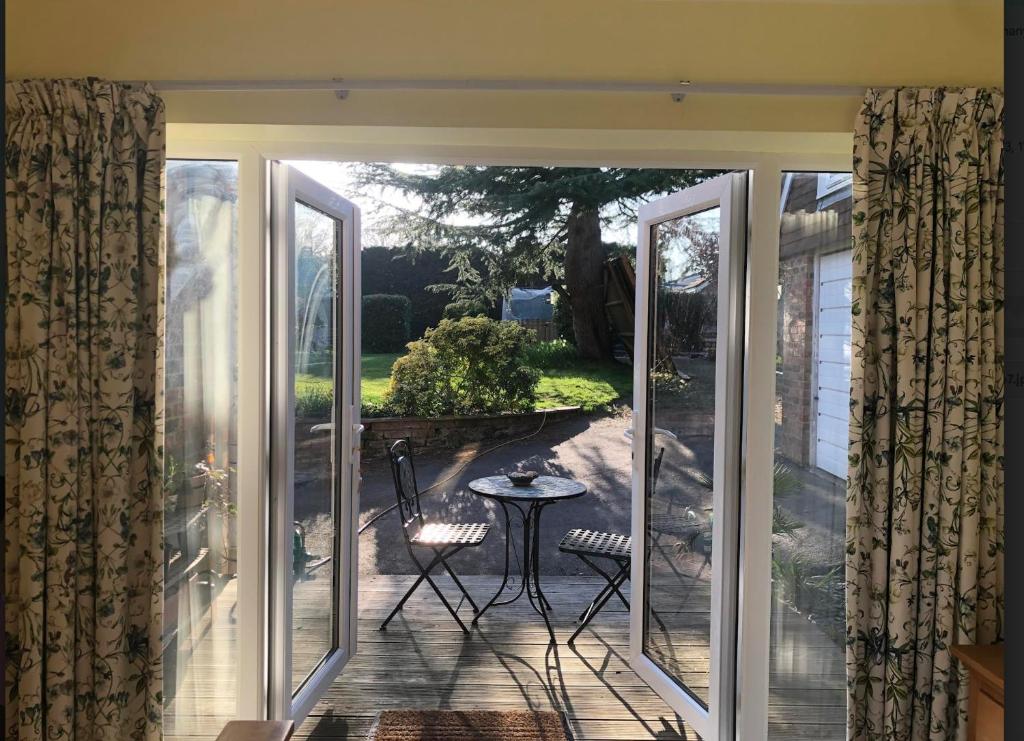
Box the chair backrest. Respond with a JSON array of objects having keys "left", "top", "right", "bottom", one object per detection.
[
  {"left": 651, "top": 446, "right": 666, "bottom": 493},
  {"left": 388, "top": 439, "right": 424, "bottom": 541}
]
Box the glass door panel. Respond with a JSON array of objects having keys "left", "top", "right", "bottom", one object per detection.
[
  {"left": 769, "top": 172, "right": 851, "bottom": 739},
  {"left": 290, "top": 201, "right": 341, "bottom": 693},
  {"left": 643, "top": 206, "right": 721, "bottom": 708},
  {"left": 630, "top": 172, "right": 747, "bottom": 741},
  {"left": 269, "top": 163, "right": 361, "bottom": 724},
  {"left": 163, "top": 159, "right": 240, "bottom": 738}
]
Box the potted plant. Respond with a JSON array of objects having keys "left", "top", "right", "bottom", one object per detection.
[{"left": 195, "top": 446, "right": 237, "bottom": 578}]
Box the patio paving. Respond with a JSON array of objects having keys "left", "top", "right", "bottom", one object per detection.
[{"left": 354, "top": 409, "right": 716, "bottom": 577}]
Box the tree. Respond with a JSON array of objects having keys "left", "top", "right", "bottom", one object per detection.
[{"left": 356, "top": 165, "right": 720, "bottom": 359}]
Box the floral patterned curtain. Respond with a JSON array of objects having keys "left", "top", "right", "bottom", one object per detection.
[
  {"left": 847, "top": 88, "right": 1004, "bottom": 741},
  {"left": 4, "top": 79, "right": 165, "bottom": 741}
]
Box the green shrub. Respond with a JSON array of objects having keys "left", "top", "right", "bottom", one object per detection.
[
  {"left": 386, "top": 317, "right": 540, "bottom": 417},
  {"left": 443, "top": 298, "right": 491, "bottom": 320},
  {"left": 361, "top": 399, "right": 398, "bottom": 419},
  {"left": 362, "top": 294, "right": 412, "bottom": 353},
  {"left": 523, "top": 339, "right": 580, "bottom": 369},
  {"left": 296, "top": 384, "right": 333, "bottom": 418}
]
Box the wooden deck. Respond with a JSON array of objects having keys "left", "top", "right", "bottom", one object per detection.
[{"left": 165, "top": 574, "right": 844, "bottom": 740}]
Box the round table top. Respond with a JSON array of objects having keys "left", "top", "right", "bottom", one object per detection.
[{"left": 468, "top": 475, "right": 588, "bottom": 502}]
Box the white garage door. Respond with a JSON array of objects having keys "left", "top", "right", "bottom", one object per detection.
[{"left": 815, "top": 250, "right": 852, "bottom": 479}]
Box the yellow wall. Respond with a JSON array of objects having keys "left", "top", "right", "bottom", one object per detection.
[{"left": 7, "top": 1, "right": 1003, "bottom": 132}]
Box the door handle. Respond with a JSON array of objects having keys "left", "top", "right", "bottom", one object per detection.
[{"left": 352, "top": 423, "right": 365, "bottom": 454}]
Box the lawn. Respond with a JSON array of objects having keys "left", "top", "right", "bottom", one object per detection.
[
  {"left": 534, "top": 361, "right": 633, "bottom": 412},
  {"left": 298, "top": 353, "right": 633, "bottom": 413},
  {"left": 360, "top": 352, "right": 402, "bottom": 405}
]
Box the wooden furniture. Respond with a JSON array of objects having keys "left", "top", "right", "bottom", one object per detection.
[
  {"left": 215, "top": 720, "right": 294, "bottom": 741},
  {"left": 952, "top": 643, "right": 1004, "bottom": 741}
]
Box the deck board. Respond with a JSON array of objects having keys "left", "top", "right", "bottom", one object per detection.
[{"left": 165, "top": 575, "right": 845, "bottom": 740}]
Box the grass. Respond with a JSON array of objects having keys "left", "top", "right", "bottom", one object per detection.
[
  {"left": 295, "top": 353, "right": 401, "bottom": 414},
  {"left": 534, "top": 361, "right": 633, "bottom": 412},
  {"left": 360, "top": 352, "right": 402, "bottom": 405},
  {"left": 298, "top": 353, "right": 634, "bottom": 414}
]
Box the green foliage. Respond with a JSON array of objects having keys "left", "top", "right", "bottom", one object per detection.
[
  {"left": 361, "top": 246, "right": 500, "bottom": 338},
  {"left": 295, "top": 377, "right": 333, "bottom": 418},
  {"left": 771, "top": 506, "right": 806, "bottom": 538},
  {"left": 356, "top": 164, "right": 720, "bottom": 309},
  {"left": 302, "top": 353, "right": 402, "bottom": 417},
  {"left": 361, "top": 353, "right": 402, "bottom": 406},
  {"left": 696, "top": 461, "right": 804, "bottom": 537},
  {"left": 770, "top": 461, "right": 802, "bottom": 499},
  {"left": 551, "top": 293, "right": 575, "bottom": 344},
  {"left": 361, "top": 399, "right": 398, "bottom": 418},
  {"left": 771, "top": 554, "right": 844, "bottom": 642},
  {"left": 771, "top": 552, "right": 812, "bottom": 604},
  {"left": 523, "top": 339, "right": 579, "bottom": 369},
  {"left": 385, "top": 317, "right": 540, "bottom": 416},
  {"left": 534, "top": 364, "right": 632, "bottom": 412},
  {"left": 443, "top": 298, "right": 491, "bottom": 320},
  {"left": 362, "top": 294, "right": 412, "bottom": 353}
]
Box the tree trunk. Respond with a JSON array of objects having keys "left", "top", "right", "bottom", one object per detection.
[{"left": 564, "top": 206, "right": 611, "bottom": 359}]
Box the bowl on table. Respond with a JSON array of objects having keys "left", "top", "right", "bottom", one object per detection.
[{"left": 506, "top": 471, "right": 539, "bottom": 487}]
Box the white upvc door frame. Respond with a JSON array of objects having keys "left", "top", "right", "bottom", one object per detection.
[
  {"left": 629, "top": 172, "right": 747, "bottom": 741},
  {"left": 267, "top": 163, "right": 362, "bottom": 724},
  {"left": 163, "top": 144, "right": 270, "bottom": 722},
  {"left": 169, "top": 128, "right": 848, "bottom": 737}
]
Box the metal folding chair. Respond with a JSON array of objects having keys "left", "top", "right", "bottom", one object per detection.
[
  {"left": 559, "top": 529, "right": 633, "bottom": 644},
  {"left": 558, "top": 447, "right": 716, "bottom": 644},
  {"left": 379, "top": 439, "right": 491, "bottom": 634}
]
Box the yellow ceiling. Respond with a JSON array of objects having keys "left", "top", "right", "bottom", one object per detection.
[{"left": 6, "top": 0, "right": 1003, "bottom": 132}]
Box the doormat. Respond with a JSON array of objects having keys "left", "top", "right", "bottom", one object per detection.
[{"left": 367, "top": 710, "right": 571, "bottom": 741}]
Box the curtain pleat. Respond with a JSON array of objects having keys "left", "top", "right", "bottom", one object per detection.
[
  {"left": 846, "top": 87, "right": 1004, "bottom": 741},
  {"left": 4, "top": 78, "right": 165, "bottom": 741}
]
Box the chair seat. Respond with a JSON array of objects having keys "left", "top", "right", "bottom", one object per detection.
[
  {"left": 649, "top": 513, "right": 706, "bottom": 539},
  {"left": 559, "top": 528, "right": 631, "bottom": 560},
  {"left": 411, "top": 522, "right": 490, "bottom": 547}
]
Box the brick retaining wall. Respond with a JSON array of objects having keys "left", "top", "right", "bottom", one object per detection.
[{"left": 359, "top": 406, "right": 583, "bottom": 459}]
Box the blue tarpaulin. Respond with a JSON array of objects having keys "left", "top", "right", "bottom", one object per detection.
[{"left": 502, "top": 286, "right": 554, "bottom": 321}]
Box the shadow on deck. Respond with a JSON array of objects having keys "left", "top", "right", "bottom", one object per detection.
[{"left": 165, "top": 575, "right": 845, "bottom": 741}]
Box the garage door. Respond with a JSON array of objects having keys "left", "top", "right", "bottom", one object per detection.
[{"left": 815, "top": 250, "right": 852, "bottom": 479}]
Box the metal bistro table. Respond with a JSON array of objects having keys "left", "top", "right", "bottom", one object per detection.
[{"left": 468, "top": 475, "right": 587, "bottom": 642}]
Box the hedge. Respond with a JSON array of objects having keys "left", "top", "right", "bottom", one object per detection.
[
  {"left": 362, "top": 294, "right": 413, "bottom": 353},
  {"left": 361, "top": 246, "right": 501, "bottom": 337}
]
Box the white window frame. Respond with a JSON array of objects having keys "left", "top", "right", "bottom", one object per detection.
[
  {"left": 168, "top": 127, "right": 850, "bottom": 738},
  {"left": 163, "top": 144, "right": 269, "bottom": 721},
  {"left": 630, "top": 172, "right": 747, "bottom": 740},
  {"left": 268, "top": 163, "right": 362, "bottom": 724}
]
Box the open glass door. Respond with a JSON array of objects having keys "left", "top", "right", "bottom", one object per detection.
[
  {"left": 629, "top": 172, "right": 747, "bottom": 741},
  {"left": 269, "top": 163, "right": 362, "bottom": 723}
]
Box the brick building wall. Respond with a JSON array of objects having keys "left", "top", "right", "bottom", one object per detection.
[
  {"left": 776, "top": 174, "right": 852, "bottom": 467},
  {"left": 777, "top": 254, "right": 816, "bottom": 466}
]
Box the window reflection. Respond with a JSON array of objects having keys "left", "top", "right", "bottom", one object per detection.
[
  {"left": 643, "top": 207, "right": 721, "bottom": 709},
  {"left": 768, "top": 172, "right": 851, "bottom": 739},
  {"left": 163, "top": 160, "right": 240, "bottom": 736}
]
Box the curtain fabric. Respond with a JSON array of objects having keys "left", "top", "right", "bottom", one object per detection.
[
  {"left": 4, "top": 79, "right": 165, "bottom": 741},
  {"left": 846, "top": 88, "right": 1004, "bottom": 741}
]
